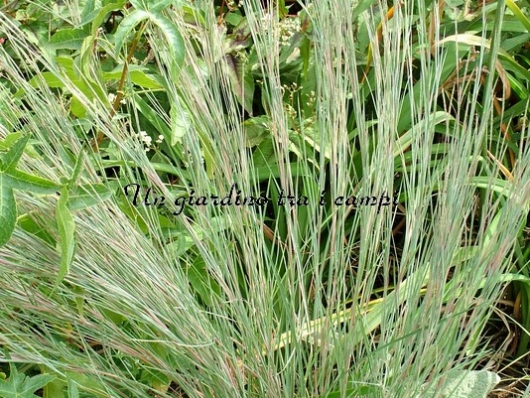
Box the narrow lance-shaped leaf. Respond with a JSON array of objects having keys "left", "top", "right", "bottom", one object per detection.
[
  {"left": 56, "top": 187, "right": 76, "bottom": 284},
  {"left": 6, "top": 169, "right": 61, "bottom": 194},
  {"left": 114, "top": 9, "right": 149, "bottom": 58},
  {"left": 0, "top": 134, "right": 30, "bottom": 172},
  {"left": 148, "top": 12, "right": 185, "bottom": 74},
  {"left": 0, "top": 174, "right": 16, "bottom": 246},
  {"left": 69, "top": 149, "right": 85, "bottom": 187},
  {"left": 114, "top": 10, "right": 185, "bottom": 77}
]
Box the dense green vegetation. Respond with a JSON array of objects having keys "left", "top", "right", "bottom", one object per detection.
[{"left": 0, "top": 0, "right": 529, "bottom": 396}]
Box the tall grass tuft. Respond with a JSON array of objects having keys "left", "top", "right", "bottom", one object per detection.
[{"left": 0, "top": 0, "right": 529, "bottom": 397}]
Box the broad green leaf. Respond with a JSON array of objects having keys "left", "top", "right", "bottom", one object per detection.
[
  {"left": 243, "top": 116, "right": 271, "bottom": 148},
  {"left": 0, "top": 176, "right": 16, "bottom": 246},
  {"left": 252, "top": 137, "right": 276, "bottom": 170},
  {"left": 187, "top": 256, "right": 221, "bottom": 305},
  {"left": 98, "top": 306, "right": 127, "bottom": 325},
  {"left": 420, "top": 369, "right": 500, "bottom": 398},
  {"left": 250, "top": 162, "right": 306, "bottom": 183},
  {"left": 352, "top": 0, "right": 377, "bottom": 20},
  {"left": 81, "top": 0, "right": 126, "bottom": 32},
  {"left": 396, "top": 111, "right": 456, "bottom": 158},
  {"left": 80, "top": 0, "right": 96, "bottom": 22},
  {"left": 467, "top": 176, "right": 517, "bottom": 198},
  {"left": 299, "top": 124, "right": 331, "bottom": 159},
  {"left": 498, "top": 51, "right": 530, "bottom": 82},
  {"left": 56, "top": 187, "right": 76, "bottom": 284},
  {"left": 267, "top": 267, "right": 429, "bottom": 353},
  {"left": 149, "top": 0, "right": 178, "bottom": 12},
  {"left": 28, "top": 72, "right": 65, "bottom": 89},
  {"left": 43, "top": 377, "right": 66, "bottom": 398},
  {"left": 70, "top": 96, "right": 87, "bottom": 118},
  {"left": 170, "top": 100, "right": 191, "bottom": 145},
  {"left": 182, "top": 4, "right": 206, "bottom": 27},
  {"left": 223, "top": 53, "right": 254, "bottom": 115},
  {"left": 0, "top": 134, "right": 30, "bottom": 172},
  {"left": 64, "top": 372, "right": 105, "bottom": 395},
  {"left": 46, "top": 28, "right": 88, "bottom": 51},
  {"left": 438, "top": 33, "right": 512, "bottom": 59},
  {"left": 506, "top": 0, "right": 530, "bottom": 33},
  {"left": 54, "top": 56, "right": 79, "bottom": 81},
  {"left": 0, "top": 364, "right": 55, "bottom": 398}
]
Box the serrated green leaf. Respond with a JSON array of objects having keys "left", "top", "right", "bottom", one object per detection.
[
  {"left": 0, "top": 134, "right": 30, "bottom": 172},
  {"left": 16, "top": 373, "right": 56, "bottom": 397},
  {"left": 0, "top": 175, "right": 16, "bottom": 246},
  {"left": 0, "top": 364, "right": 55, "bottom": 398},
  {"left": 56, "top": 188, "right": 76, "bottom": 284}
]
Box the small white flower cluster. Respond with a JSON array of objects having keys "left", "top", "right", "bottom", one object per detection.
[
  {"left": 108, "top": 93, "right": 126, "bottom": 105},
  {"left": 279, "top": 17, "right": 301, "bottom": 46},
  {"left": 134, "top": 130, "right": 164, "bottom": 152},
  {"left": 282, "top": 81, "right": 303, "bottom": 102},
  {"left": 306, "top": 90, "right": 316, "bottom": 107}
]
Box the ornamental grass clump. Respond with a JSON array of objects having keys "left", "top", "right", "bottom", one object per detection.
[{"left": 0, "top": 0, "right": 529, "bottom": 397}]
